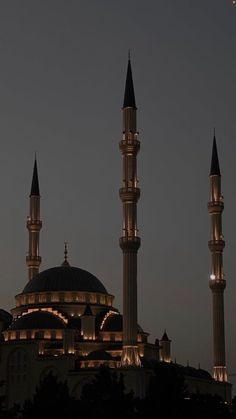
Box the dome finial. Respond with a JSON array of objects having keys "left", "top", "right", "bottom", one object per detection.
[
  {"left": 62, "top": 241, "right": 70, "bottom": 267},
  {"left": 64, "top": 241, "right": 68, "bottom": 261}
]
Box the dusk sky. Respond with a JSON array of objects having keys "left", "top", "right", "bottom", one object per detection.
[{"left": 0, "top": 0, "right": 236, "bottom": 388}]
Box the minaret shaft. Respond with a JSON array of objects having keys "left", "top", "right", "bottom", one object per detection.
[
  {"left": 26, "top": 161, "right": 42, "bottom": 281},
  {"left": 120, "top": 62, "right": 141, "bottom": 367},
  {"left": 208, "top": 140, "right": 227, "bottom": 382},
  {"left": 123, "top": 251, "right": 138, "bottom": 345},
  {"left": 123, "top": 108, "right": 137, "bottom": 133},
  {"left": 212, "top": 290, "right": 226, "bottom": 365}
]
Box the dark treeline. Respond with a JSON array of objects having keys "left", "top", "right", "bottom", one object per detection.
[{"left": 1, "top": 363, "right": 236, "bottom": 419}]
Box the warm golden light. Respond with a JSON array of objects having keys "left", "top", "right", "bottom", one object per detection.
[
  {"left": 44, "top": 330, "right": 50, "bottom": 339},
  {"left": 100, "top": 310, "right": 117, "bottom": 330},
  {"left": 51, "top": 292, "right": 60, "bottom": 302},
  {"left": 121, "top": 346, "right": 141, "bottom": 367},
  {"left": 20, "top": 331, "right": 27, "bottom": 339},
  {"left": 21, "top": 307, "right": 68, "bottom": 324},
  {"left": 102, "top": 334, "right": 110, "bottom": 341},
  {"left": 213, "top": 366, "right": 228, "bottom": 382}
]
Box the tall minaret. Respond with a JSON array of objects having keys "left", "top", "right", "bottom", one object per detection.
[
  {"left": 26, "top": 158, "right": 42, "bottom": 280},
  {"left": 119, "top": 58, "right": 141, "bottom": 367},
  {"left": 208, "top": 136, "right": 227, "bottom": 382}
]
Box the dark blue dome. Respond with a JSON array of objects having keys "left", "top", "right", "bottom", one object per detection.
[{"left": 22, "top": 266, "right": 108, "bottom": 294}]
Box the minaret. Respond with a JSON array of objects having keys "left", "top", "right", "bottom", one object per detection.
[
  {"left": 208, "top": 136, "right": 227, "bottom": 382},
  {"left": 26, "top": 158, "right": 42, "bottom": 280},
  {"left": 119, "top": 58, "right": 141, "bottom": 367},
  {"left": 160, "top": 330, "right": 171, "bottom": 363}
]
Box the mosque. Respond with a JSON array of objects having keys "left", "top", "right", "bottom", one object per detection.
[{"left": 0, "top": 60, "right": 232, "bottom": 407}]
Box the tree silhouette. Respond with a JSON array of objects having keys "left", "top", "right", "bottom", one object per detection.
[
  {"left": 140, "top": 362, "right": 233, "bottom": 419},
  {"left": 136, "top": 362, "right": 186, "bottom": 417},
  {"left": 21, "top": 372, "right": 76, "bottom": 419},
  {"left": 182, "top": 393, "right": 234, "bottom": 419},
  {"left": 81, "top": 365, "right": 134, "bottom": 418},
  {"left": 15, "top": 363, "right": 236, "bottom": 419},
  {"left": 0, "top": 381, "right": 5, "bottom": 413}
]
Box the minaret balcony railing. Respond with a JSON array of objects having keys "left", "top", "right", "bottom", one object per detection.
[
  {"left": 27, "top": 219, "right": 42, "bottom": 225},
  {"left": 26, "top": 255, "right": 41, "bottom": 263},
  {"left": 122, "top": 131, "right": 139, "bottom": 140},
  {"left": 119, "top": 187, "right": 140, "bottom": 202},
  {"left": 208, "top": 240, "right": 225, "bottom": 251},
  {"left": 27, "top": 219, "right": 42, "bottom": 229},
  {"left": 209, "top": 279, "right": 226, "bottom": 291},
  {"left": 119, "top": 236, "right": 140, "bottom": 251},
  {"left": 208, "top": 201, "right": 224, "bottom": 213},
  {"left": 119, "top": 139, "right": 140, "bottom": 155},
  {"left": 120, "top": 137, "right": 140, "bottom": 145}
]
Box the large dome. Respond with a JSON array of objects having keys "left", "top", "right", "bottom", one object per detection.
[{"left": 22, "top": 266, "right": 108, "bottom": 294}]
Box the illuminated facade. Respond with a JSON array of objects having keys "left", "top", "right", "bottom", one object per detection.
[
  {"left": 0, "top": 60, "right": 232, "bottom": 408},
  {"left": 208, "top": 136, "right": 227, "bottom": 382},
  {"left": 0, "top": 61, "right": 160, "bottom": 407}
]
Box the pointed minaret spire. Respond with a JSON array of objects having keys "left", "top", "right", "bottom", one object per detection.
[
  {"left": 123, "top": 57, "right": 136, "bottom": 109},
  {"left": 120, "top": 59, "right": 141, "bottom": 367},
  {"left": 210, "top": 135, "right": 221, "bottom": 176},
  {"left": 161, "top": 329, "right": 170, "bottom": 341},
  {"left": 30, "top": 157, "right": 40, "bottom": 196},
  {"left": 26, "top": 158, "right": 42, "bottom": 280},
  {"left": 208, "top": 136, "right": 227, "bottom": 382}
]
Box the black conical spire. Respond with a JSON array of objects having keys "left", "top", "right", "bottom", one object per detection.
[
  {"left": 161, "top": 329, "right": 171, "bottom": 341},
  {"left": 30, "top": 158, "right": 40, "bottom": 196},
  {"left": 123, "top": 59, "right": 136, "bottom": 108},
  {"left": 210, "top": 136, "right": 221, "bottom": 176}
]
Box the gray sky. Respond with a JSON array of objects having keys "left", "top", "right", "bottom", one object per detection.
[{"left": 0, "top": 0, "right": 236, "bottom": 386}]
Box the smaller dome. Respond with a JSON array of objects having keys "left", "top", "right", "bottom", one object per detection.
[
  {"left": 0, "top": 309, "right": 12, "bottom": 324},
  {"left": 184, "top": 365, "right": 213, "bottom": 381},
  {"left": 8, "top": 311, "right": 66, "bottom": 330},
  {"left": 102, "top": 314, "right": 143, "bottom": 333},
  {"left": 0, "top": 309, "right": 12, "bottom": 333}
]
